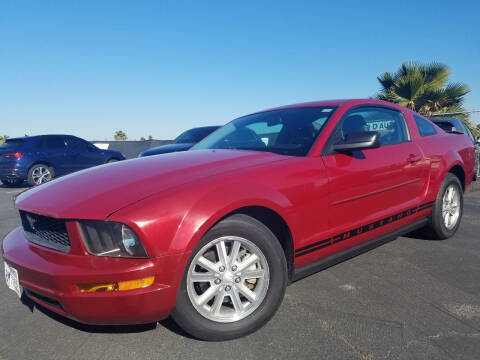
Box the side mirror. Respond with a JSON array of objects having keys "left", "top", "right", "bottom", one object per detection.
[
  {"left": 87, "top": 144, "right": 97, "bottom": 151},
  {"left": 333, "top": 131, "right": 381, "bottom": 152}
]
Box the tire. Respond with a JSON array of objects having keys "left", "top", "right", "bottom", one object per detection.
[
  {"left": 424, "top": 173, "right": 463, "bottom": 240},
  {"left": 473, "top": 158, "right": 478, "bottom": 181},
  {"left": 171, "top": 214, "right": 288, "bottom": 341},
  {"left": 27, "top": 164, "right": 55, "bottom": 186},
  {"left": 1, "top": 179, "right": 23, "bottom": 187},
  {"left": 107, "top": 158, "right": 119, "bottom": 163}
]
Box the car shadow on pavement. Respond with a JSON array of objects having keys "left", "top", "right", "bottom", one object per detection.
[
  {"left": 158, "top": 318, "right": 196, "bottom": 339},
  {"left": 20, "top": 291, "right": 195, "bottom": 338},
  {"left": 0, "top": 182, "right": 27, "bottom": 189},
  {"left": 403, "top": 228, "right": 437, "bottom": 240}
]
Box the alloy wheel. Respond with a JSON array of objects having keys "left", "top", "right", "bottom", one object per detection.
[
  {"left": 186, "top": 236, "right": 270, "bottom": 323},
  {"left": 32, "top": 166, "right": 52, "bottom": 185},
  {"left": 442, "top": 185, "right": 460, "bottom": 229}
]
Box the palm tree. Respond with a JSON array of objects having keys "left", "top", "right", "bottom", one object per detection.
[
  {"left": 0, "top": 135, "right": 9, "bottom": 145},
  {"left": 114, "top": 130, "right": 128, "bottom": 141},
  {"left": 376, "top": 62, "right": 470, "bottom": 116}
]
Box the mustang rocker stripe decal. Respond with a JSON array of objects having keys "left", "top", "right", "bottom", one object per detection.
[{"left": 295, "top": 201, "right": 434, "bottom": 258}]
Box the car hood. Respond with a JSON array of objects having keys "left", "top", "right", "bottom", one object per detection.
[
  {"left": 15, "top": 149, "right": 286, "bottom": 220},
  {"left": 140, "top": 143, "right": 192, "bottom": 156}
]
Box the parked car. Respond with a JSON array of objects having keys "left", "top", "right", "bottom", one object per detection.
[
  {"left": 0, "top": 135, "right": 125, "bottom": 187},
  {"left": 138, "top": 126, "right": 220, "bottom": 157},
  {"left": 432, "top": 118, "right": 479, "bottom": 180},
  {"left": 3, "top": 99, "right": 475, "bottom": 341}
]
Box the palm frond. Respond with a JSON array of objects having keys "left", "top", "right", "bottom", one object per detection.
[
  {"left": 444, "top": 82, "right": 470, "bottom": 101},
  {"left": 393, "top": 71, "right": 425, "bottom": 110},
  {"left": 377, "top": 72, "right": 395, "bottom": 91},
  {"left": 376, "top": 61, "right": 469, "bottom": 115},
  {"left": 422, "top": 62, "right": 450, "bottom": 89}
]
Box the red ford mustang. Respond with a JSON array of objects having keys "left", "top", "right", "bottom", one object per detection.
[{"left": 2, "top": 99, "right": 475, "bottom": 340}]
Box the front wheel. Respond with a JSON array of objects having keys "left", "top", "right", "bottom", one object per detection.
[
  {"left": 171, "top": 214, "right": 287, "bottom": 341},
  {"left": 425, "top": 173, "right": 463, "bottom": 239}
]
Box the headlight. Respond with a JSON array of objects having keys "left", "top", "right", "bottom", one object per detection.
[{"left": 79, "top": 220, "right": 148, "bottom": 258}]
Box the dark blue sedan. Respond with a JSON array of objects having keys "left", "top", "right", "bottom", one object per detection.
[
  {"left": 139, "top": 126, "right": 220, "bottom": 157},
  {"left": 0, "top": 135, "right": 125, "bottom": 187}
]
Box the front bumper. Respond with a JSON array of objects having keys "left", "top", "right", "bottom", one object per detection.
[{"left": 2, "top": 227, "right": 184, "bottom": 325}]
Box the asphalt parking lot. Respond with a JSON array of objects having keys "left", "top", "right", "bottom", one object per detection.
[{"left": 0, "top": 183, "right": 479, "bottom": 360}]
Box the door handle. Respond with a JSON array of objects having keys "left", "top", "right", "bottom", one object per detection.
[{"left": 407, "top": 154, "right": 421, "bottom": 163}]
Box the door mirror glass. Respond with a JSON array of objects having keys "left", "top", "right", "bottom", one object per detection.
[{"left": 333, "top": 131, "right": 381, "bottom": 152}]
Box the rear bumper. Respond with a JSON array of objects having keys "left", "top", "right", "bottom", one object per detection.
[
  {"left": 2, "top": 227, "right": 184, "bottom": 325},
  {"left": 0, "top": 168, "right": 27, "bottom": 180}
]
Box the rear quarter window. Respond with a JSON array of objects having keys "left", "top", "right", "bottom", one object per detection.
[{"left": 414, "top": 115, "right": 437, "bottom": 137}]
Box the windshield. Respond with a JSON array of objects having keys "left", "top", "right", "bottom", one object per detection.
[
  {"left": 174, "top": 127, "right": 218, "bottom": 144},
  {"left": 193, "top": 107, "right": 336, "bottom": 156}
]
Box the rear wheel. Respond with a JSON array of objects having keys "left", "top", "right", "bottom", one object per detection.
[
  {"left": 0, "top": 179, "right": 23, "bottom": 187},
  {"left": 27, "top": 164, "right": 54, "bottom": 186},
  {"left": 171, "top": 214, "right": 287, "bottom": 341},
  {"left": 424, "top": 173, "right": 463, "bottom": 239}
]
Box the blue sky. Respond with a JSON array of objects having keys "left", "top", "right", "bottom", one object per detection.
[{"left": 1, "top": 0, "right": 479, "bottom": 140}]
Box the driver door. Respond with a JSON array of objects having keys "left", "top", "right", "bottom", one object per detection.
[{"left": 321, "top": 106, "right": 427, "bottom": 250}]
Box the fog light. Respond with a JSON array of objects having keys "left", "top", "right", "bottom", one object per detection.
[
  {"left": 77, "top": 282, "right": 117, "bottom": 293},
  {"left": 77, "top": 276, "right": 154, "bottom": 293}
]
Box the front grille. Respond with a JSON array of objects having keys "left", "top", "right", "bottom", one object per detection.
[{"left": 20, "top": 211, "right": 70, "bottom": 253}]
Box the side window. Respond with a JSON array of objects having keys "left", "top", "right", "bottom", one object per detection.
[
  {"left": 66, "top": 136, "right": 79, "bottom": 148},
  {"left": 338, "top": 107, "right": 409, "bottom": 146},
  {"left": 66, "top": 136, "right": 88, "bottom": 150},
  {"left": 414, "top": 115, "right": 437, "bottom": 137},
  {"left": 41, "top": 136, "right": 66, "bottom": 149}
]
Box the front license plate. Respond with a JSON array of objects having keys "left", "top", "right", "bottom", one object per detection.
[{"left": 4, "top": 262, "right": 22, "bottom": 298}]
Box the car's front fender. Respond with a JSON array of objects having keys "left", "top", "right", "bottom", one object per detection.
[
  {"left": 172, "top": 181, "right": 296, "bottom": 255},
  {"left": 108, "top": 180, "right": 298, "bottom": 295}
]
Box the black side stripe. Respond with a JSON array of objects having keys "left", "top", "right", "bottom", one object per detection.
[
  {"left": 295, "top": 201, "right": 434, "bottom": 258},
  {"left": 417, "top": 201, "right": 435, "bottom": 211},
  {"left": 296, "top": 238, "right": 331, "bottom": 253}
]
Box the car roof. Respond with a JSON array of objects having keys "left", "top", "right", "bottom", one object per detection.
[
  {"left": 6, "top": 134, "right": 78, "bottom": 141},
  {"left": 190, "top": 126, "right": 221, "bottom": 130},
  {"left": 251, "top": 99, "right": 406, "bottom": 115},
  {"left": 431, "top": 117, "right": 462, "bottom": 123}
]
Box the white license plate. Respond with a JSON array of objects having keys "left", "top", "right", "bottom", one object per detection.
[{"left": 4, "top": 262, "right": 22, "bottom": 298}]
